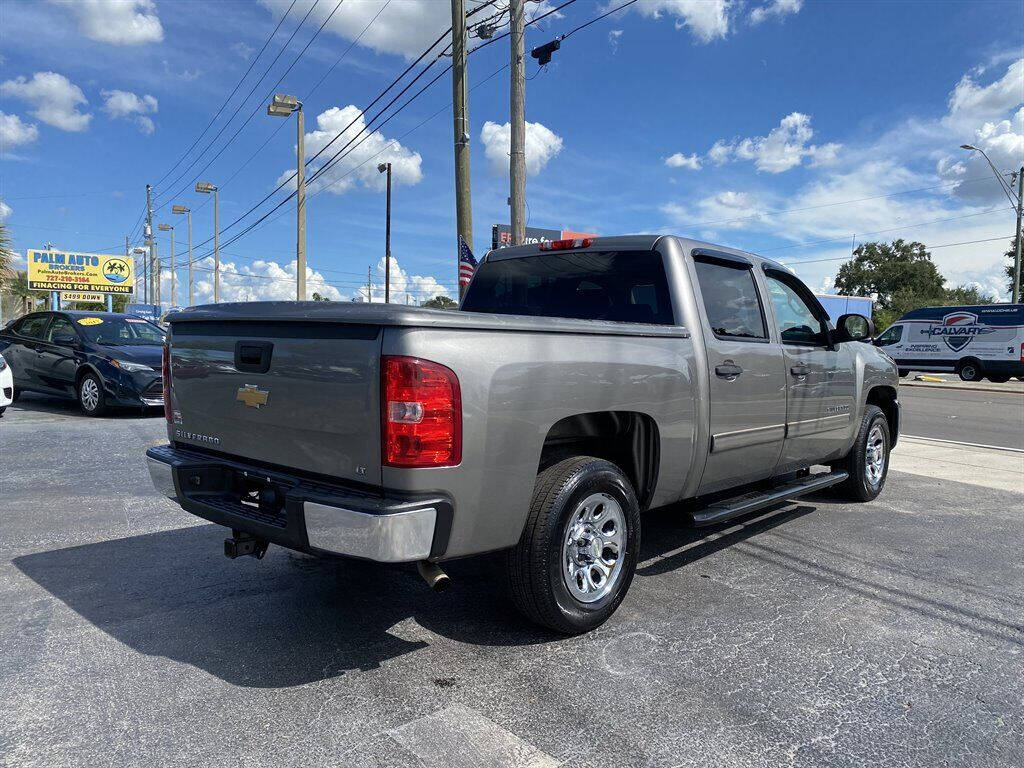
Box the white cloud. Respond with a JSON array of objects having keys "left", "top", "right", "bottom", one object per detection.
[
  {"left": 707, "top": 112, "right": 840, "bottom": 173},
  {"left": 944, "top": 58, "right": 1024, "bottom": 133},
  {"left": 0, "top": 112, "right": 39, "bottom": 148},
  {"left": 231, "top": 42, "right": 255, "bottom": 60},
  {"left": 101, "top": 89, "right": 158, "bottom": 134},
  {"left": 50, "top": 0, "right": 163, "bottom": 45},
  {"left": 608, "top": 29, "right": 623, "bottom": 54},
  {"left": 631, "top": 0, "right": 732, "bottom": 43},
  {"left": 1, "top": 72, "right": 91, "bottom": 132},
  {"left": 0, "top": 201, "right": 11, "bottom": 221},
  {"left": 279, "top": 105, "right": 423, "bottom": 195},
  {"left": 749, "top": 0, "right": 803, "bottom": 25},
  {"left": 355, "top": 255, "right": 451, "bottom": 306},
  {"left": 665, "top": 152, "right": 702, "bottom": 170},
  {"left": 480, "top": 120, "right": 563, "bottom": 177},
  {"left": 162, "top": 257, "right": 344, "bottom": 306}
]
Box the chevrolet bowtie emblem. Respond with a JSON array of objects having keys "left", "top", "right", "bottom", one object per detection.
[{"left": 236, "top": 384, "right": 269, "bottom": 409}]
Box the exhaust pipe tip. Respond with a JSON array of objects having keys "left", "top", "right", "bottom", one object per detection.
[{"left": 417, "top": 560, "right": 451, "bottom": 592}]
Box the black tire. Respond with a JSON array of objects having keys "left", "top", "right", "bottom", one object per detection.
[
  {"left": 11, "top": 388, "right": 20, "bottom": 403},
  {"left": 987, "top": 375, "right": 1010, "bottom": 383},
  {"left": 834, "top": 404, "right": 890, "bottom": 502},
  {"left": 77, "top": 372, "right": 107, "bottom": 416},
  {"left": 506, "top": 456, "right": 640, "bottom": 634},
  {"left": 0, "top": 406, "right": 5, "bottom": 417},
  {"left": 957, "top": 358, "right": 983, "bottom": 382},
  {"left": 897, "top": 369, "right": 910, "bottom": 378}
]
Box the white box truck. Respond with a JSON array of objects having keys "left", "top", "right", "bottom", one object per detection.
[{"left": 874, "top": 303, "right": 1024, "bottom": 382}]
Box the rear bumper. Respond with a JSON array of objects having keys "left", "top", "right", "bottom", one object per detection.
[{"left": 146, "top": 444, "right": 451, "bottom": 562}]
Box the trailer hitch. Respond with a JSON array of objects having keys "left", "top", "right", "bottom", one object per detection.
[{"left": 224, "top": 530, "right": 269, "bottom": 560}]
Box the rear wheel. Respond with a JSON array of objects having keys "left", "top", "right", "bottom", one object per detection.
[
  {"left": 834, "top": 405, "right": 890, "bottom": 502},
  {"left": 897, "top": 368, "right": 910, "bottom": 378},
  {"left": 78, "top": 372, "right": 107, "bottom": 416},
  {"left": 987, "top": 375, "right": 1010, "bottom": 383},
  {"left": 957, "top": 359, "right": 983, "bottom": 382},
  {"left": 506, "top": 456, "right": 640, "bottom": 634}
]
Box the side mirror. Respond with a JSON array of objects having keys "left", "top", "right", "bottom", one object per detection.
[
  {"left": 835, "top": 313, "right": 874, "bottom": 343},
  {"left": 53, "top": 334, "right": 79, "bottom": 347}
]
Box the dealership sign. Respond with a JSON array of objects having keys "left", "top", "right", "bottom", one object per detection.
[
  {"left": 60, "top": 291, "right": 106, "bottom": 304},
  {"left": 28, "top": 249, "right": 134, "bottom": 295}
]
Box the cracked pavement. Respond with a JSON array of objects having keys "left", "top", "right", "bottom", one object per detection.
[{"left": 1, "top": 393, "right": 1021, "bottom": 767}]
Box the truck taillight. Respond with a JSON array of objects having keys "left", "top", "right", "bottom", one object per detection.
[
  {"left": 162, "top": 344, "right": 172, "bottom": 422},
  {"left": 382, "top": 356, "right": 461, "bottom": 468}
]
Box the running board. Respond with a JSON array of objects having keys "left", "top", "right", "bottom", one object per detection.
[{"left": 691, "top": 470, "right": 849, "bottom": 527}]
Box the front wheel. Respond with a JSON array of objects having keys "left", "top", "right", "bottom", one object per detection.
[
  {"left": 834, "top": 405, "right": 890, "bottom": 502},
  {"left": 78, "top": 372, "right": 107, "bottom": 416},
  {"left": 958, "top": 359, "right": 983, "bottom": 382},
  {"left": 506, "top": 456, "right": 640, "bottom": 634},
  {"left": 987, "top": 375, "right": 1010, "bottom": 383}
]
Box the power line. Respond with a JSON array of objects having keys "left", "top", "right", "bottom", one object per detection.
[
  {"left": 151, "top": 0, "right": 299, "bottom": 191},
  {"left": 780, "top": 235, "right": 1010, "bottom": 266}
]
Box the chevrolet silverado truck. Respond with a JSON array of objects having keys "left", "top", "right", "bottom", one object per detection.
[{"left": 147, "top": 235, "right": 899, "bottom": 634}]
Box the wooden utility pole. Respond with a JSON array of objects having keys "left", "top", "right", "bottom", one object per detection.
[
  {"left": 509, "top": 0, "right": 526, "bottom": 245},
  {"left": 1013, "top": 167, "right": 1022, "bottom": 304},
  {"left": 451, "top": 0, "right": 473, "bottom": 299}
]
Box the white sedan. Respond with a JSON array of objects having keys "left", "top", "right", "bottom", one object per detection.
[{"left": 0, "top": 351, "right": 12, "bottom": 416}]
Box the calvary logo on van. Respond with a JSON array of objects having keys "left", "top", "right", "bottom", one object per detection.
[{"left": 926, "top": 311, "right": 995, "bottom": 352}]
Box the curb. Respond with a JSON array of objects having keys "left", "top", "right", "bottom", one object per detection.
[
  {"left": 900, "top": 435, "right": 1024, "bottom": 454},
  {"left": 899, "top": 380, "right": 1023, "bottom": 395}
]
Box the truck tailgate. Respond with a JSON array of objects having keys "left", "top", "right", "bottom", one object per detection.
[{"left": 168, "top": 321, "right": 382, "bottom": 486}]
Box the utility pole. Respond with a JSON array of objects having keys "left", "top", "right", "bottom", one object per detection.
[
  {"left": 379, "top": 162, "right": 392, "bottom": 303},
  {"left": 451, "top": 0, "right": 473, "bottom": 300},
  {"left": 1013, "top": 167, "right": 1022, "bottom": 305},
  {"left": 296, "top": 105, "right": 306, "bottom": 301},
  {"left": 367, "top": 265, "right": 373, "bottom": 303},
  {"left": 509, "top": 0, "right": 526, "bottom": 246},
  {"left": 145, "top": 184, "right": 156, "bottom": 307}
]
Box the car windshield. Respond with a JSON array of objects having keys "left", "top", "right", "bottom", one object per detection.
[{"left": 75, "top": 316, "right": 166, "bottom": 345}]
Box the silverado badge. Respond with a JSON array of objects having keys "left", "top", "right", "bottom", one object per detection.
[{"left": 236, "top": 384, "right": 269, "bottom": 409}]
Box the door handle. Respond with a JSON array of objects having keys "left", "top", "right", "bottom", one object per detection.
[
  {"left": 790, "top": 364, "right": 810, "bottom": 377},
  {"left": 715, "top": 363, "right": 743, "bottom": 378}
]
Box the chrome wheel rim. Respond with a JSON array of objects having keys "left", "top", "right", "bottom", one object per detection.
[
  {"left": 562, "top": 492, "right": 625, "bottom": 604},
  {"left": 80, "top": 378, "right": 99, "bottom": 411},
  {"left": 865, "top": 423, "right": 886, "bottom": 486}
]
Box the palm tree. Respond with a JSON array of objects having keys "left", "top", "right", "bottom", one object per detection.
[
  {"left": 7, "top": 271, "right": 46, "bottom": 315},
  {"left": 0, "top": 220, "right": 12, "bottom": 277}
]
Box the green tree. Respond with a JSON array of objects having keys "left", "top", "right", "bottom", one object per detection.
[
  {"left": 1003, "top": 233, "right": 1022, "bottom": 301},
  {"left": 0, "top": 220, "right": 12, "bottom": 277},
  {"left": 311, "top": 292, "right": 331, "bottom": 302},
  {"left": 421, "top": 295, "right": 457, "bottom": 310},
  {"left": 835, "top": 240, "right": 946, "bottom": 328},
  {"left": 943, "top": 285, "right": 995, "bottom": 305},
  {"left": 6, "top": 270, "right": 47, "bottom": 315}
]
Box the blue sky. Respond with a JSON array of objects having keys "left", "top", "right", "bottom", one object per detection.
[{"left": 1, "top": 0, "right": 1022, "bottom": 306}]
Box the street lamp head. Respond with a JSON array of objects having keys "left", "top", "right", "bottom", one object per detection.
[
  {"left": 377, "top": 162, "right": 389, "bottom": 173},
  {"left": 171, "top": 204, "right": 190, "bottom": 214},
  {"left": 272, "top": 93, "right": 298, "bottom": 109},
  {"left": 267, "top": 104, "right": 292, "bottom": 117},
  {"left": 195, "top": 181, "right": 217, "bottom": 194},
  {"left": 961, "top": 144, "right": 979, "bottom": 151},
  {"left": 132, "top": 247, "right": 147, "bottom": 254},
  {"left": 158, "top": 223, "right": 173, "bottom": 232}
]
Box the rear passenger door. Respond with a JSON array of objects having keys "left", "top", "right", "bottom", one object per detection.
[
  {"left": 763, "top": 269, "right": 856, "bottom": 472},
  {"left": 7, "top": 314, "right": 52, "bottom": 390},
  {"left": 691, "top": 253, "right": 788, "bottom": 494}
]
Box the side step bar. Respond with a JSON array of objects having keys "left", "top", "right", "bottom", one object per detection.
[{"left": 691, "top": 470, "right": 849, "bottom": 527}]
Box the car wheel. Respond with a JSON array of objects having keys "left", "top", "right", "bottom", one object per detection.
[
  {"left": 0, "top": 406, "right": 6, "bottom": 417},
  {"left": 506, "top": 456, "right": 640, "bottom": 634},
  {"left": 897, "top": 369, "right": 910, "bottom": 378},
  {"left": 78, "top": 372, "right": 107, "bottom": 416},
  {"left": 834, "top": 404, "right": 890, "bottom": 502},
  {"left": 987, "top": 375, "right": 1010, "bottom": 383},
  {"left": 957, "top": 359, "right": 983, "bottom": 382}
]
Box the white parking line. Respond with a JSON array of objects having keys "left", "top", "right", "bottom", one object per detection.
[{"left": 901, "top": 435, "right": 1024, "bottom": 454}]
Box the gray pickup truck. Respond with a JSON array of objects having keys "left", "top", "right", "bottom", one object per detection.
[{"left": 147, "top": 235, "right": 899, "bottom": 633}]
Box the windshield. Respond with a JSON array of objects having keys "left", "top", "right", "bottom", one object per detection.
[
  {"left": 75, "top": 316, "right": 166, "bottom": 345},
  {"left": 461, "top": 250, "right": 674, "bottom": 324}
]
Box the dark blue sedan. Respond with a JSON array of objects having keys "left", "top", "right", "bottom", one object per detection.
[{"left": 0, "top": 311, "right": 166, "bottom": 416}]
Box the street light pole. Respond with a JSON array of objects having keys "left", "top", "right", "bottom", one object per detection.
[
  {"left": 509, "top": 0, "right": 526, "bottom": 246},
  {"left": 450, "top": 0, "right": 473, "bottom": 300},
  {"left": 961, "top": 145, "right": 1022, "bottom": 303},
  {"left": 378, "top": 162, "right": 392, "bottom": 303},
  {"left": 195, "top": 182, "right": 219, "bottom": 302},
  {"left": 158, "top": 224, "right": 175, "bottom": 306},
  {"left": 172, "top": 205, "right": 193, "bottom": 305},
  {"left": 267, "top": 94, "right": 306, "bottom": 300}
]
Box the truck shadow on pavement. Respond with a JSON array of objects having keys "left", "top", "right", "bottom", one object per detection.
[{"left": 13, "top": 503, "right": 817, "bottom": 689}]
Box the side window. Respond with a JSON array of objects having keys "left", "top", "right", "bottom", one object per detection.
[
  {"left": 46, "top": 316, "right": 77, "bottom": 343},
  {"left": 765, "top": 275, "right": 827, "bottom": 345},
  {"left": 876, "top": 325, "right": 903, "bottom": 346},
  {"left": 693, "top": 259, "right": 767, "bottom": 340},
  {"left": 18, "top": 315, "right": 51, "bottom": 340}
]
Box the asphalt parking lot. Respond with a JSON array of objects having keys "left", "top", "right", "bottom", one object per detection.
[{"left": 1, "top": 392, "right": 1022, "bottom": 768}]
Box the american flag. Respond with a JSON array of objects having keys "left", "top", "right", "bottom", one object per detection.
[{"left": 458, "top": 235, "right": 477, "bottom": 288}]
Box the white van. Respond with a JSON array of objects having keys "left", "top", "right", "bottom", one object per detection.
[{"left": 874, "top": 303, "right": 1024, "bottom": 382}]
